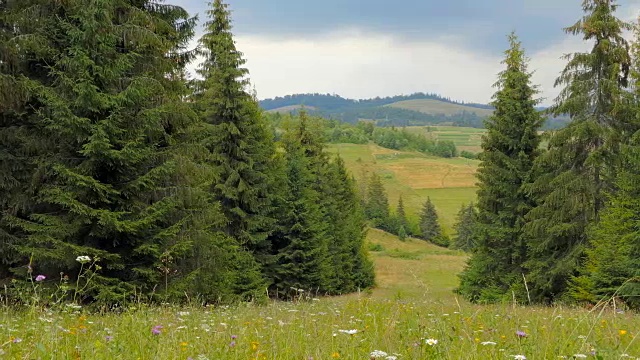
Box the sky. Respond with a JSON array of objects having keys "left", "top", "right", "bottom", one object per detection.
[{"left": 175, "top": 0, "right": 640, "bottom": 105}]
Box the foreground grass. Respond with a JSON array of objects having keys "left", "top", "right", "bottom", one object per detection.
[
  {"left": 2, "top": 230, "right": 638, "bottom": 359},
  {"left": 2, "top": 296, "right": 638, "bottom": 359}
]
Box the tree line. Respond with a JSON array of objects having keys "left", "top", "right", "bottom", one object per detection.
[
  {"left": 0, "top": 0, "right": 374, "bottom": 305},
  {"left": 267, "top": 112, "right": 462, "bottom": 158},
  {"left": 457, "top": 1, "right": 640, "bottom": 309}
]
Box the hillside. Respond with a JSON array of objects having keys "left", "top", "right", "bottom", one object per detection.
[
  {"left": 387, "top": 99, "right": 494, "bottom": 117},
  {"left": 327, "top": 142, "right": 479, "bottom": 234},
  {"left": 266, "top": 105, "right": 317, "bottom": 113},
  {"left": 260, "top": 92, "right": 569, "bottom": 129}
]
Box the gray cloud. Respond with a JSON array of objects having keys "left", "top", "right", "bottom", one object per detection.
[
  {"left": 179, "top": 0, "right": 640, "bottom": 103},
  {"left": 177, "top": 0, "right": 640, "bottom": 52}
]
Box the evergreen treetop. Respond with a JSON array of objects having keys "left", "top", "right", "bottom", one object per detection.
[{"left": 196, "top": 0, "right": 278, "bottom": 251}]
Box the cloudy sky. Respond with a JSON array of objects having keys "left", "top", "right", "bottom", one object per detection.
[{"left": 175, "top": 0, "right": 640, "bottom": 105}]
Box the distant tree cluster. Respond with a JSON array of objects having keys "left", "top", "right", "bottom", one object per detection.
[
  {"left": 0, "top": 0, "right": 373, "bottom": 305},
  {"left": 268, "top": 113, "right": 461, "bottom": 158},
  {"left": 458, "top": 0, "right": 640, "bottom": 309},
  {"left": 361, "top": 175, "right": 448, "bottom": 246},
  {"left": 371, "top": 127, "right": 458, "bottom": 158}
]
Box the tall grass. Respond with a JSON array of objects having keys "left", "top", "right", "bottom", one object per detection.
[{"left": 2, "top": 229, "right": 638, "bottom": 359}]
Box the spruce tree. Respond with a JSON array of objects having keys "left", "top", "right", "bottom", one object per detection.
[
  {"left": 0, "top": 0, "right": 216, "bottom": 303},
  {"left": 419, "top": 197, "right": 446, "bottom": 246},
  {"left": 269, "top": 126, "right": 330, "bottom": 297},
  {"left": 452, "top": 203, "right": 478, "bottom": 252},
  {"left": 569, "top": 20, "right": 640, "bottom": 308},
  {"left": 324, "top": 155, "right": 375, "bottom": 292},
  {"left": 365, "top": 173, "right": 390, "bottom": 230},
  {"left": 395, "top": 195, "right": 408, "bottom": 235},
  {"left": 195, "top": 0, "right": 280, "bottom": 297},
  {"left": 457, "top": 33, "right": 543, "bottom": 303},
  {"left": 569, "top": 133, "right": 640, "bottom": 309},
  {"left": 524, "top": 0, "right": 632, "bottom": 302}
]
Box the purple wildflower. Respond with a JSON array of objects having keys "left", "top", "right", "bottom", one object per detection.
[
  {"left": 231, "top": 334, "right": 237, "bottom": 339},
  {"left": 151, "top": 325, "right": 163, "bottom": 335},
  {"left": 516, "top": 330, "right": 527, "bottom": 338},
  {"left": 105, "top": 335, "right": 114, "bottom": 342},
  {"left": 35, "top": 275, "right": 46, "bottom": 282},
  {"left": 12, "top": 338, "right": 22, "bottom": 343},
  {"left": 229, "top": 341, "right": 236, "bottom": 347}
]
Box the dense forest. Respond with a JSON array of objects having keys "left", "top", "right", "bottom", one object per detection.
[
  {"left": 259, "top": 93, "right": 571, "bottom": 130},
  {"left": 0, "top": 0, "right": 373, "bottom": 305}
]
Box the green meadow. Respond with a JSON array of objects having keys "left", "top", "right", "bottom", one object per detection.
[{"left": 2, "top": 227, "right": 638, "bottom": 359}]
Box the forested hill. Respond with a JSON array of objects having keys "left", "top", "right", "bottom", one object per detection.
[{"left": 259, "top": 93, "right": 569, "bottom": 130}]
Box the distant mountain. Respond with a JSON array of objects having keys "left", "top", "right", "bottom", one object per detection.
[{"left": 259, "top": 93, "right": 569, "bottom": 130}]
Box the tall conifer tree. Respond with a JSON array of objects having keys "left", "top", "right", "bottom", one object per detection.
[
  {"left": 195, "top": 0, "right": 280, "bottom": 297},
  {"left": 365, "top": 173, "right": 390, "bottom": 230},
  {"left": 457, "top": 33, "right": 543, "bottom": 303},
  {"left": 524, "top": 0, "right": 632, "bottom": 302},
  {"left": 570, "top": 133, "right": 640, "bottom": 308},
  {"left": 452, "top": 203, "right": 478, "bottom": 252},
  {"left": 326, "top": 156, "right": 375, "bottom": 291},
  {"left": 419, "top": 197, "right": 445, "bottom": 246},
  {"left": 569, "top": 19, "right": 640, "bottom": 308},
  {"left": 395, "top": 195, "right": 408, "bottom": 235},
  {"left": 0, "top": 0, "right": 215, "bottom": 302},
  {"left": 269, "top": 122, "right": 330, "bottom": 297}
]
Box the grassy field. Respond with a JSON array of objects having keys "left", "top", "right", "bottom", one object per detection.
[
  {"left": 328, "top": 142, "right": 478, "bottom": 234},
  {"left": 387, "top": 99, "right": 493, "bottom": 118},
  {"left": 3, "top": 229, "right": 638, "bottom": 359}
]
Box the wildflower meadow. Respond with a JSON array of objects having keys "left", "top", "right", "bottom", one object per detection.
[
  {"left": 0, "top": 296, "right": 638, "bottom": 359},
  {"left": 1, "top": 231, "right": 638, "bottom": 359}
]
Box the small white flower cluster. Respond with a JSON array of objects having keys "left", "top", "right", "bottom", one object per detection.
[
  {"left": 338, "top": 329, "right": 358, "bottom": 335},
  {"left": 481, "top": 341, "right": 497, "bottom": 346},
  {"left": 512, "top": 355, "right": 527, "bottom": 360},
  {"left": 369, "top": 350, "right": 399, "bottom": 360},
  {"left": 76, "top": 255, "right": 91, "bottom": 264},
  {"left": 425, "top": 338, "right": 438, "bottom": 346}
]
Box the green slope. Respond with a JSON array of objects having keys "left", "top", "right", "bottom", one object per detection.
[{"left": 386, "top": 99, "right": 493, "bottom": 117}]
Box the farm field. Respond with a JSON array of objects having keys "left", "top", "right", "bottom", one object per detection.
[
  {"left": 328, "top": 142, "right": 479, "bottom": 234},
  {"left": 2, "top": 228, "right": 638, "bottom": 359}
]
